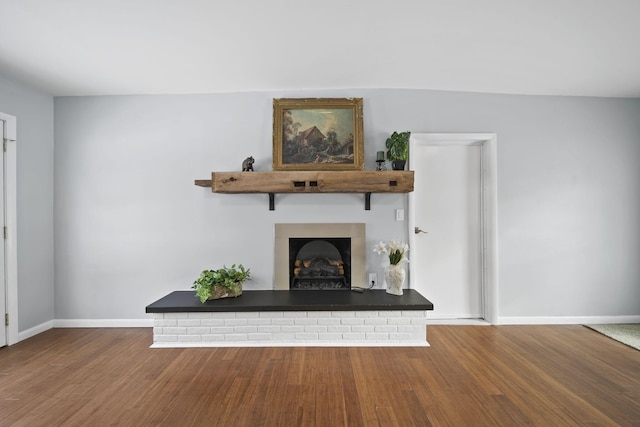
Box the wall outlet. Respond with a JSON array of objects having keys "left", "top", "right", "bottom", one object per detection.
[{"left": 368, "top": 273, "right": 378, "bottom": 288}]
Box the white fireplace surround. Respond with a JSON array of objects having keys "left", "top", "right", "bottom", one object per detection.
[{"left": 274, "top": 223, "right": 366, "bottom": 290}]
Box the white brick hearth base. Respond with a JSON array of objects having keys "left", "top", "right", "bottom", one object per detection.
[{"left": 151, "top": 310, "right": 429, "bottom": 347}]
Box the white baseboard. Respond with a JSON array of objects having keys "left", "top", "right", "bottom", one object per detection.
[
  {"left": 53, "top": 319, "right": 154, "bottom": 328},
  {"left": 17, "top": 320, "right": 53, "bottom": 342},
  {"left": 426, "top": 318, "right": 491, "bottom": 325},
  {"left": 497, "top": 315, "right": 640, "bottom": 325}
]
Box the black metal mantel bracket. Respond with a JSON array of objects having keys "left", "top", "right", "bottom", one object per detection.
[{"left": 267, "top": 192, "right": 372, "bottom": 211}]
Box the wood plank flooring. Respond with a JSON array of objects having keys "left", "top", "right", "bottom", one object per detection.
[{"left": 1, "top": 325, "right": 639, "bottom": 426}]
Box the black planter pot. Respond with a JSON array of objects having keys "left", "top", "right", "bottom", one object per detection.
[{"left": 391, "top": 160, "right": 406, "bottom": 170}]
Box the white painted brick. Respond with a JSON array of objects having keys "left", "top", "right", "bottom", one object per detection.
[
  {"left": 327, "top": 325, "right": 351, "bottom": 333},
  {"left": 225, "top": 334, "right": 248, "bottom": 341},
  {"left": 382, "top": 311, "right": 401, "bottom": 317},
  {"left": 332, "top": 311, "right": 355, "bottom": 318},
  {"left": 363, "top": 318, "right": 388, "bottom": 326},
  {"left": 303, "top": 325, "right": 327, "bottom": 333},
  {"left": 155, "top": 319, "right": 178, "bottom": 327},
  {"left": 257, "top": 325, "right": 281, "bottom": 333},
  {"left": 210, "top": 312, "right": 236, "bottom": 319},
  {"left": 288, "top": 312, "right": 307, "bottom": 318},
  {"left": 295, "top": 332, "right": 318, "bottom": 340},
  {"left": 234, "top": 326, "right": 258, "bottom": 333},
  {"left": 402, "top": 310, "right": 426, "bottom": 317},
  {"left": 271, "top": 318, "right": 295, "bottom": 325},
  {"left": 248, "top": 333, "right": 272, "bottom": 341},
  {"left": 247, "top": 318, "right": 274, "bottom": 326},
  {"left": 317, "top": 318, "right": 341, "bottom": 326},
  {"left": 391, "top": 332, "right": 420, "bottom": 341},
  {"left": 178, "top": 319, "right": 202, "bottom": 327},
  {"left": 272, "top": 332, "right": 297, "bottom": 341},
  {"left": 188, "top": 312, "right": 213, "bottom": 319},
  {"left": 202, "top": 334, "right": 226, "bottom": 342},
  {"left": 374, "top": 325, "right": 398, "bottom": 333},
  {"left": 355, "top": 311, "right": 379, "bottom": 318},
  {"left": 281, "top": 325, "right": 305, "bottom": 333},
  {"left": 341, "top": 318, "right": 365, "bottom": 326},
  {"left": 398, "top": 325, "right": 422, "bottom": 333},
  {"left": 259, "top": 312, "right": 284, "bottom": 318},
  {"left": 387, "top": 317, "right": 412, "bottom": 325},
  {"left": 210, "top": 326, "right": 235, "bottom": 334},
  {"left": 164, "top": 313, "right": 189, "bottom": 319},
  {"left": 238, "top": 312, "right": 260, "bottom": 318},
  {"left": 307, "top": 311, "right": 332, "bottom": 318},
  {"left": 201, "top": 319, "right": 226, "bottom": 326},
  {"left": 151, "top": 310, "right": 430, "bottom": 347},
  {"left": 366, "top": 332, "right": 389, "bottom": 340},
  {"left": 318, "top": 333, "right": 343, "bottom": 341},
  {"left": 342, "top": 332, "right": 366, "bottom": 340},
  {"left": 350, "top": 325, "right": 375, "bottom": 333}
]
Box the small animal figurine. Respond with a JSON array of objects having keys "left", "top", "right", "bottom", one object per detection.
[{"left": 242, "top": 156, "right": 255, "bottom": 172}]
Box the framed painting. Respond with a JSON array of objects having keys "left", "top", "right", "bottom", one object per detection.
[{"left": 273, "top": 98, "right": 364, "bottom": 170}]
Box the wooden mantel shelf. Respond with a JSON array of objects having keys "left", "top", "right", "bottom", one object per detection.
[{"left": 195, "top": 170, "right": 414, "bottom": 210}]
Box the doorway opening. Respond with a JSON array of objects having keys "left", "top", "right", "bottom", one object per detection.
[
  {"left": 408, "top": 133, "right": 498, "bottom": 325},
  {"left": 0, "top": 112, "right": 17, "bottom": 346}
]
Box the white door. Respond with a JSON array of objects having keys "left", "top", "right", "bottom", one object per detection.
[
  {"left": 413, "top": 144, "right": 482, "bottom": 318},
  {"left": 0, "top": 119, "right": 5, "bottom": 346},
  {"left": 409, "top": 133, "right": 499, "bottom": 323}
]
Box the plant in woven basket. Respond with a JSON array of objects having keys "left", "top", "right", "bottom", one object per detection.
[{"left": 192, "top": 264, "right": 251, "bottom": 302}]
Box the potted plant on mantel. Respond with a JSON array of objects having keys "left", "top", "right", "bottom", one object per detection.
[
  {"left": 385, "top": 131, "right": 411, "bottom": 170},
  {"left": 192, "top": 264, "right": 251, "bottom": 302}
]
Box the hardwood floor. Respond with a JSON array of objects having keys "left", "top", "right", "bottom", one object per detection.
[{"left": 1, "top": 325, "right": 639, "bottom": 426}]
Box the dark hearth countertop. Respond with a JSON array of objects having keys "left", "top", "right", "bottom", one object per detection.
[{"left": 146, "top": 289, "right": 433, "bottom": 313}]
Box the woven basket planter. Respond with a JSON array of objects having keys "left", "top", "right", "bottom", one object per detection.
[{"left": 208, "top": 282, "right": 243, "bottom": 300}]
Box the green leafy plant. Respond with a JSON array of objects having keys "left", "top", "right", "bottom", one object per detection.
[
  {"left": 385, "top": 131, "right": 411, "bottom": 161},
  {"left": 192, "top": 264, "right": 251, "bottom": 303}
]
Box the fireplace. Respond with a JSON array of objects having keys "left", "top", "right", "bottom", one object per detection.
[
  {"left": 290, "top": 238, "right": 351, "bottom": 290},
  {"left": 274, "top": 223, "right": 366, "bottom": 290}
]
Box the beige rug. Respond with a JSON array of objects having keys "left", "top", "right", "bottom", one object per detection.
[{"left": 585, "top": 324, "right": 640, "bottom": 351}]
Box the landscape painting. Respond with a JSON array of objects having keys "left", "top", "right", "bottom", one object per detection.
[{"left": 273, "top": 98, "right": 364, "bottom": 170}]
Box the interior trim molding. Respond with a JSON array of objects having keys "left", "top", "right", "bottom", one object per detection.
[
  {"left": 0, "top": 112, "right": 18, "bottom": 345},
  {"left": 409, "top": 133, "right": 498, "bottom": 325},
  {"left": 498, "top": 315, "right": 640, "bottom": 325},
  {"left": 52, "top": 319, "right": 154, "bottom": 328},
  {"left": 17, "top": 320, "right": 53, "bottom": 342}
]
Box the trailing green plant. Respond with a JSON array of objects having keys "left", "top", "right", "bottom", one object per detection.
[
  {"left": 385, "top": 131, "right": 411, "bottom": 161},
  {"left": 192, "top": 264, "right": 251, "bottom": 303}
]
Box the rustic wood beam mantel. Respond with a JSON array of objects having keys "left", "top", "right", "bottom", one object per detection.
[{"left": 195, "top": 171, "right": 414, "bottom": 210}]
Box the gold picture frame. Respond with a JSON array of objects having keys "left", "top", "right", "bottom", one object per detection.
[{"left": 273, "top": 98, "right": 364, "bottom": 171}]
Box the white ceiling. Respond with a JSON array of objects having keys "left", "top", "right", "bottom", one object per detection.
[{"left": 1, "top": 0, "right": 639, "bottom": 98}]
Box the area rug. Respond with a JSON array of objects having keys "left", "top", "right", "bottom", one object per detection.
[{"left": 585, "top": 324, "right": 640, "bottom": 351}]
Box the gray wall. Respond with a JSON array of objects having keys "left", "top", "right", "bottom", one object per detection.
[
  {"left": 54, "top": 89, "right": 640, "bottom": 322},
  {"left": 0, "top": 74, "right": 55, "bottom": 332}
]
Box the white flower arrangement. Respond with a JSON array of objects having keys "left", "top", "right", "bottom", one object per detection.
[{"left": 373, "top": 240, "right": 409, "bottom": 265}]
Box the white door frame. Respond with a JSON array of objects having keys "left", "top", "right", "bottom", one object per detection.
[
  {"left": 0, "top": 112, "right": 18, "bottom": 344},
  {"left": 409, "top": 133, "right": 499, "bottom": 325}
]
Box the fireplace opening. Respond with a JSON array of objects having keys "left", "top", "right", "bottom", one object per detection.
[{"left": 289, "top": 238, "right": 351, "bottom": 290}]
